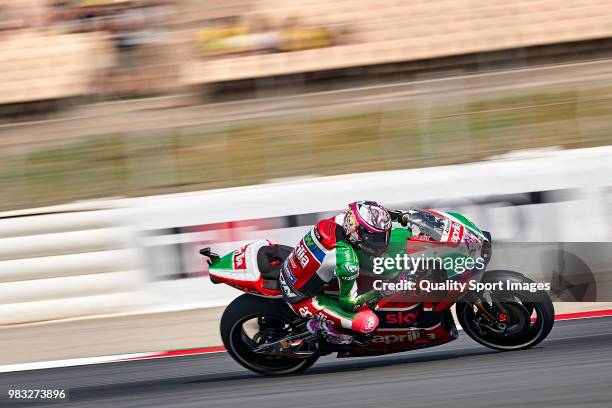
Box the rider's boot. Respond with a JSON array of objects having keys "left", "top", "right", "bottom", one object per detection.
[
  {"left": 306, "top": 319, "right": 353, "bottom": 345},
  {"left": 352, "top": 331, "right": 375, "bottom": 346}
]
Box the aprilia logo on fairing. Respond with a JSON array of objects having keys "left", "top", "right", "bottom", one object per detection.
[
  {"left": 372, "top": 330, "right": 435, "bottom": 344},
  {"left": 449, "top": 222, "right": 464, "bottom": 244},
  {"left": 233, "top": 245, "right": 248, "bottom": 269}
]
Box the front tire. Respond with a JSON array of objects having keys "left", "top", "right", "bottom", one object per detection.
[
  {"left": 220, "top": 294, "right": 319, "bottom": 375},
  {"left": 457, "top": 270, "right": 555, "bottom": 351}
]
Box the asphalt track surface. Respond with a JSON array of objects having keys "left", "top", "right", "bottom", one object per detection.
[{"left": 1, "top": 316, "right": 611, "bottom": 408}]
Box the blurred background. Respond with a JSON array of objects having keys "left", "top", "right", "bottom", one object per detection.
[
  {"left": 2, "top": 0, "right": 612, "bottom": 210},
  {"left": 1, "top": 0, "right": 612, "bottom": 363}
]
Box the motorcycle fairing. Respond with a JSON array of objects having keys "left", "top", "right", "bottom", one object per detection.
[
  {"left": 209, "top": 240, "right": 282, "bottom": 297},
  {"left": 337, "top": 306, "right": 458, "bottom": 357}
]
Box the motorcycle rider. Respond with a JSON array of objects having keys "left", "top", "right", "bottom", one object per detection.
[{"left": 279, "top": 200, "right": 408, "bottom": 345}]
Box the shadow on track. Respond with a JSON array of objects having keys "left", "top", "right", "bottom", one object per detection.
[
  {"left": 304, "top": 348, "right": 499, "bottom": 376},
  {"left": 68, "top": 347, "right": 497, "bottom": 403}
]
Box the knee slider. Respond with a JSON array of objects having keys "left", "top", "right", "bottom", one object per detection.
[{"left": 351, "top": 309, "right": 379, "bottom": 334}]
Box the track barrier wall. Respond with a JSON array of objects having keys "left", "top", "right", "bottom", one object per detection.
[{"left": 1, "top": 146, "right": 612, "bottom": 324}]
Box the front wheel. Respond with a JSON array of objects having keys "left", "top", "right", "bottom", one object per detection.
[
  {"left": 220, "top": 294, "right": 319, "bottom": 375},
  {"left": 457, "top": 270, "right": 555, "bottom": 351}
]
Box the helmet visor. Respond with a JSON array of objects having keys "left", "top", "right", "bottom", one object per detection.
[{"left": 360, "top": 227, "right": 390, "bottom": 253}]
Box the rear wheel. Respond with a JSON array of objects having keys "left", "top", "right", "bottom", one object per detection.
[
  {"left": 457, "top": 270, "right": 555, "bottom": 351},
  {"left": 220, "top": 294, "right": 319, "bottom": 375}
]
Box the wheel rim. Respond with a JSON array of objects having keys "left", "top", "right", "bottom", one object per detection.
[
  {"left": 462, "top": 296, "right": 547, "bottom": 350},
  {"left": 228, "top": 313, "right": 312, "bottom": 373}
]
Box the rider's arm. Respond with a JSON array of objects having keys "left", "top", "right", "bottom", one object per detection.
[{"left": 335, "top": 241, "right": 380, "bottom": 311}]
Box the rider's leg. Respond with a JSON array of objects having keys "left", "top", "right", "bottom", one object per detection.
[{"left": 289, "top": 294, "right": 379, "bottom": 344}]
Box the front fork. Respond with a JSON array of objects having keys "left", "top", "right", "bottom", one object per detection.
[{"left": 461, "top": 290, "right": 510, "bottom": 331}]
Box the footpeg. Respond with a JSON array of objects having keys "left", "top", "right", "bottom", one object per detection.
[{"left": 253, "top": 331, "right": 316, "bottom": 357}]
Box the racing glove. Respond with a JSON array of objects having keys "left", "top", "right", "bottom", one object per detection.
[{"left": 387, "top": 209, "right": 410, "bottom": 227}]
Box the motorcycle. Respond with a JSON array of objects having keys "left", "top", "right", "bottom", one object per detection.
[{"left": 203, "top": 209, "right": 554, "bottom": 375}]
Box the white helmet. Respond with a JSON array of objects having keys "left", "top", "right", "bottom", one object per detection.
[{"left": 342, "top": 201, "right": 392, "bottom": 255}]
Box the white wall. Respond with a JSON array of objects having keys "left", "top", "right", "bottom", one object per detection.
[
  {"left": 126, "top": 146, "right": 612, "bottom": 308},
  {"left": 128, "top": 145, "right": 612, "bottom": 241},
  {"left": 2, "top": 145, "right": 612, "bottom": 320},
  {"left": 0, "top": 206, "right": 148, "bottom": 325}
]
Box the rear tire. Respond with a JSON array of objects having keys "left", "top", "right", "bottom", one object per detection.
[
  {"left": 221, "top": 294, "right": 319, "bottom": 375},
  {"left": 457, "top": 270, "right": 555, "bottom": 351}
]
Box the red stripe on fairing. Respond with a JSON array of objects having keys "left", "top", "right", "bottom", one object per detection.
[
  {"left": 425, "top": 209, "right": 446, "bottom": 218},
  {"left": 208, "top": 272, "right": 281, "bottom": 296},
  {"left": 121, "top": 309, "right": 612, "bottom": 362}
]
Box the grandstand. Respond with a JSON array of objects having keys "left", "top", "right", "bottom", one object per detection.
[
  {"left": 0, "top": 0, "right": 176, "bottom": 110},
  {"left": 1, "top": 0, "right": 612, "bottom": 109},
  {"left": 0, "top": 30, "right": 114, "bottom": 106},
  {"left": 182, "top": 0, "right": 612, "bottom": 84}
]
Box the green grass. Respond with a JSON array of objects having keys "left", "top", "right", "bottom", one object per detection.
[{"left": 2, "top": 87, "right": 612, "bottom": 211}]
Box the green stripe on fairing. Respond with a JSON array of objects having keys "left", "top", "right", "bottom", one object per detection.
[
  {"left": 210, "top": 251, "right": 235, "bottom": 270},
  {"left": 447, "top": 212, "right": 482, "bottom": 235}
]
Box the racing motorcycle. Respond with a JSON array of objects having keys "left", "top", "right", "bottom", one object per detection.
[{"left": 202, "top": 209, "right": 554, "bottom": 375}]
